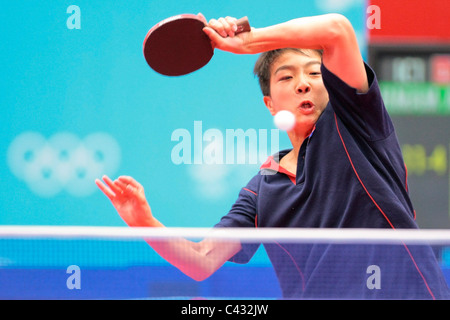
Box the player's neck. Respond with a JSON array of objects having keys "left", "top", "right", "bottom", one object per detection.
[
  {"left": 279, "top": 149, "right": 298, "bottom": 176},
  {"left": 280, "top": 134, "right": 305, "bottom": 175},
  {"left": 282, "top": 127, "right": 314, "bottom": 174},
  {"left": 287, "top": 129, "right": 310, "bottom": 155}
]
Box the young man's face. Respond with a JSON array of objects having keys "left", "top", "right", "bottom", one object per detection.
[{"left": 263, "top": 50, "right": 329, "bottom": 136}]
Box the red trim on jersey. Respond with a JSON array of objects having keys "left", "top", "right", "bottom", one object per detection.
[
  {"left": 243, "top": 188, "right": 257, "bottom": 196},
  {"left": 275, "top": 242, "right": 305, "bottom": 291},
  {"left": 260, "top": 156, "right": 296, "bottom": 184},
  {"left": 334, "top": 113, "right": 435, "bottom": 300}
]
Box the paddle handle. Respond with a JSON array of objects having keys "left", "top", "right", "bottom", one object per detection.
[{"left": 235, "top": 16, "right": 251, "bottom": 34}]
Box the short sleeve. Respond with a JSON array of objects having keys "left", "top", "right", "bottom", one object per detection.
[
  {"left": 214, "top": 174, "right": 261, "bottom": 264},
  {"left": 321, "top": 62, "right": 394, "bottom": 141}
]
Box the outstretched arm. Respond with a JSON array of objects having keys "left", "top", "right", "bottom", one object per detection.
[
  {"left": 95, "top": 175, "right": 241, "bottom": 281},
  {"left": 203, "top": 13, "right": 368, "bottom": 93}
]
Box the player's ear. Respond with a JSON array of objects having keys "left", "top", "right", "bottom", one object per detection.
[{"left": 263, "top": 96, "right": 276, "bottom": 116}]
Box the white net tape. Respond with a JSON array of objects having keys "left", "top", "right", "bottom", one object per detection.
[
  {"left": 1, "top": 226, "right": 449, "bottom": 300},
  {"left": 1, "top": 226, "right": 450, "bottom": 244}
]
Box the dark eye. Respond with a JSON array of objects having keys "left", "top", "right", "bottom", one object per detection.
[
  {"left": 280, "top": 76, "right": 292, "bottom": 81},
  {"left": 310, "top": 72, "right": 321, "bottom": 76}
]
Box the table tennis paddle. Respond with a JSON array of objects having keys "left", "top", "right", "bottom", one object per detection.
[{"left": 143, "top": 14, "right": 251, "bottom": 76}]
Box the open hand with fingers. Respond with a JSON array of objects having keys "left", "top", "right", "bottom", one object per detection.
[{"left": 95, "top": 175, "right": 156, "bottom": 227}]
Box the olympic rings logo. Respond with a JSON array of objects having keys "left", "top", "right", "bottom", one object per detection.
[{"left": 7, "top": 132, "right": 121, "bottom": 197}]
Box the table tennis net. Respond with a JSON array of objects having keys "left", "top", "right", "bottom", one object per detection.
[{"left": 0, "top": 226, "right": 449, "bottom": 300}]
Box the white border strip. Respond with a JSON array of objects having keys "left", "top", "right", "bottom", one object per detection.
[{"left": 0, "top": 226, "right": 450, "bottom": 245}]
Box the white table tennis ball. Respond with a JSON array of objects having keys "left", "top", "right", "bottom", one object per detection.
[{"left": 274, "top": 110, "right": 296, "bottom": 131}]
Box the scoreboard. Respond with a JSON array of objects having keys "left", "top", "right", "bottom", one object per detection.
[
  {"left": 370, "top": 45, "right": 450, "bottom": 229},
  {"left": 368, "top": 0, "right": 450, "bottom": 228}
]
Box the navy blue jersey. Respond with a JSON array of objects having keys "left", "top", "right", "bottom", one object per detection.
[{"left": 215, "top": 63, "right": 450, "bottom": 299}]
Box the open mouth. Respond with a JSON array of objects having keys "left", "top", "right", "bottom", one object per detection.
[
  {"left": 299, "top": 101, "right": 314, "bottom": 109},
  {"left": 300, "top": 100, "right": 314, "bottom": 111},
  {"left": 297, "top": 100, "right": 315, "bottom": 115}
]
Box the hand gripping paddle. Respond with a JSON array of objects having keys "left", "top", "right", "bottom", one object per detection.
[{"left": 143, "top": 14, "right": 251, "bottom": 76}]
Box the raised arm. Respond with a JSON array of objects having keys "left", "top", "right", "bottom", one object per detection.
[
  {"left": 203, "top": 13, "right": 368, "bottom": 93},
  {"left": 95, "top": 175, "right": 241, "bottom": 281}
]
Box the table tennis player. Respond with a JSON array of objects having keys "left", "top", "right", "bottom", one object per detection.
[{"left": 96, "top": 13, "right": 450, "bottom": 299}]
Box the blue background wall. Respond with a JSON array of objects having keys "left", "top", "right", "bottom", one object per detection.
[{"left": 1, "top": 0, "right": 368, "bottom": 228}]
